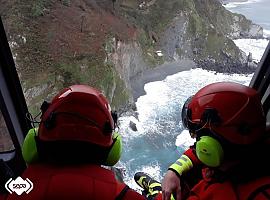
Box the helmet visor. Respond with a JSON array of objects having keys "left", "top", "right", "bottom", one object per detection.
[
  {"left": 181, "top": 96, "right": 203, "bottom": 137},
  {"left": 181, "top": 96, "right": 193, "bottom": 129}
]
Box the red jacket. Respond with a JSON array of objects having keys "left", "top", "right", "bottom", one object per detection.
[
  {"left": 187, "top": 168, "right": 270, "bottom": 200},
  {"left": 180, "top": 148, "right": 270, "bottom": 200},
  {"left": 6, "top": 164, "right": 145, "bottom": 200}
]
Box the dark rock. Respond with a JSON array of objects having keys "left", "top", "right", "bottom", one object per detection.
[
  {"left": 247, "top": 61, "right": 257, "bottom": 69},
  {"left": 247, "top": 52, "right": 253, "bottom": 62},
  {"left": 197, "top": 58, "right": 256, "bottom": 74},
  {"left": 129, "top": 121, "right": 138, "bottom": 131},
  {"left": 193, "top": 48, "right": 199, "bottom": 55},
  {"left": 117, "top": 103, "right": 138, "bottom": 119}
]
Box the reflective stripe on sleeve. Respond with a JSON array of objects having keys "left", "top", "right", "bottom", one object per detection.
[{"left": 168, "top": 154, "right": 193, "bottom": 176}]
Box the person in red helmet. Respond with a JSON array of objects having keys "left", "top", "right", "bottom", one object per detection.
[
  {"left": 6, "top": 85, "right": 146, "bottom": 200},
  {"left": 162, "top": 82, "right": 270, "bottom": 200}
]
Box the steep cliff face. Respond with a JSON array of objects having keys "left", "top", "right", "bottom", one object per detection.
[
  {"left": 105, "top": 38, "right": 147, "bottom": 93},
  {"left": 120, "top": 0, "right": 261, "bottom": 73},
  {"left": 194, "top": 0, "right": 263, "bottom": 39},
  {"left": 176, "top": 0, "right": 259, "bottom": 73},
  {"left": 0, "top": 0, "right": 262, "bottom": 113},
  {"left": 1, "top": 0, "right": 137, "bottom": 113}
]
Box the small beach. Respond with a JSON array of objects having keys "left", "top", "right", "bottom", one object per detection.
[{"left": 130, "top": 59, "right": 196, "bottom": 100}]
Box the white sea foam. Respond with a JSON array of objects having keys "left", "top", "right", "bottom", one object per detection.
[
  {"left": 123, "top": 162, "right": 162, "bottom": 191},
  {"left": 118, "top": 116, "right": 144, "bottom": 139},
  {"left": 119, "top": 68, "right": 253, "bottom": 191},
  {"left": 175, "top": 130, "right": 196, "bottom": 150},
  {"left": 133, "top": 68, "right": 252, "bottom": 151},
  {"left": 136, "top": 68, "right": 252, "bottom": 124},
  {"left": 120, "top": 69, "right": 253, "bottom": 190},
  {"left": 233, "top": 38, "right": 269, "bottom": 62},
  {"left": 263, "top": 29, "right": 270, "bottom": 38},
  {"left": 224, "top": 0, "right": 262, "bottom": 9},
  {"left": 118, "top": 0, "right": 269, "bottom": 193}
]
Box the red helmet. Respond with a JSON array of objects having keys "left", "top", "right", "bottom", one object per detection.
[
  {"left": 38, "top": 85, "right": 115, "bottom": 147},
  {"left": 182, "top": 82, "right": 266, "bottom": 145}
]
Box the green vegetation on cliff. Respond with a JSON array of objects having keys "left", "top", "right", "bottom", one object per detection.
[
  {"left": 120, "top": 0, "right": 252, "bottom": 66},
  {"left": 0, "top": 0, "right": 259, "bottom": 114},
  {"left": 1, "top": 0, "right": 132, "bottom": 113},
  {"left": 183, "top": 0, "right": 244, "bottom": 62}
]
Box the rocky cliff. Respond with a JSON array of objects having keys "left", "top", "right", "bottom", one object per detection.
[
  {"left": 122, "top": 0, "right": 261, "bottom": 73},
  {"left": 0, "top": 0, "right": 263, "bottom": 113}
]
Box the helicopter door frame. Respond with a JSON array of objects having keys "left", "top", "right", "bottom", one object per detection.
[
  {"left": 0, "top": 16, "right": 31, "bottom": 177},
  {"left": 249, "top": 41, "right": 270, "bottom": 118}
]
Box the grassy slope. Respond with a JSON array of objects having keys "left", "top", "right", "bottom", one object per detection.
[
  {"left": 1, "top": 0, "right": 134, "bottom": 114},
  {"left": 0, "top": 0, "right": 252, "bottom": 114}
]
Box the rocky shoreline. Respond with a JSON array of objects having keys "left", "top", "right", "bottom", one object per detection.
[
  {"left": 4, "top": 0, "right": 263, "bottom": 114},
  {"left": 198, "top": 59, "right": 256, "bottom": 74},
  {"left": 125, "top": 55, "right": 256, "bottom": 130},
  {"left": 129, "top": 55, "right": 257, "bottom": 107},
  {"left": 129, "top": 0, "right": 261, "bottom": 103},
  {"left": 130, "top": 57, "right": 255, "bottom": 103}
]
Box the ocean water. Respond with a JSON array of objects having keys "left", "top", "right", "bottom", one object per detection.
[
  {"left": 117, "top": 0, "right": 269, "bottom": 191},
  {"left": 118, "top": 69, "right": 253, "bottom": 190},
  {"left": 224, "top": 0, "right": 270, "bottom": 32},
  {"left": 233, "top": 39, "right": 268, "bottom": 62},
  {"left": 225, "top": 0, "right": 270, "bottom": 63}
]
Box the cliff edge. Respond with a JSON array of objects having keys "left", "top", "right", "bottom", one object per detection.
[{"left": 0, "top": 0, "right": 263, "bottom": 113}]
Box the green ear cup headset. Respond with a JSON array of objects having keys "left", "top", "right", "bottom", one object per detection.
[
  {"left": 194, "top": 109, "right": 224, "bottom": 168},
  {"left": 182, "top": 104, "right": 225, "bottom": 167},
  {"left": 22, "top": 128, "right": 122, "bottom": 166},
  {"left": 181, "top": 83, "right": 267, "bottom": 168},
  {"left": 22, "top": 105, "right": 122, "bottom": 166},
  {"left": 169, "top": 134, "right": 224, "bottom": 176},
  {"left": 188, "top": 108, "right": 224, "bottom": 167},
  {"left": 195, "top": 135, "right": 224, "bottom": 167},
  {"left": 104, "top": 132, "right": 122, "bottom": 166},
  {"left": 22, "top": 128, "right": 39, "bottom": 164}
]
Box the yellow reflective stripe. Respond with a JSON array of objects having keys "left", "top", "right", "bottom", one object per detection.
[
  {"left": 137, "top": 176, "right": 146, "bottom": 186},
  {"left": 170, "top": 194, "right": 176, "bottom": 200},
  {"left": 148, "top": 190, "right": 160, "bottom": 196},
  {"left": 149, "top": 182, "right": 161, "bottom": 188},
  {"left": 169, "top": 154, "right": 193, "bottom": 176},
  {"left": 146, "top": 190, "right": 158, "bottom": 197},
  {"left": 181, "top": 155, "right": 190, "bottom": 162},
  {"left": 180, "top": 155, "right": 193, "bottom": 166}
]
